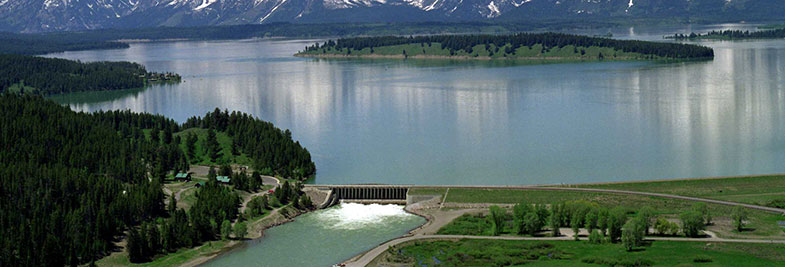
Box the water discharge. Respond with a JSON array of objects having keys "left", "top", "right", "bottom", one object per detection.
[{"left": 203, "top": 203, "right": 425, "bottom": 266}]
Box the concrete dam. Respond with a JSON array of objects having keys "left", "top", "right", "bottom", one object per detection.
[{"left": 304, "top": 185, "right": 411, "bottom": 208}]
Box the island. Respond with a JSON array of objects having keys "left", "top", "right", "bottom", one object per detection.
[
  {"left": 0, "top": 54, "right": 181, "bottom": 96},
  {"left": 296, "top": 33, "right": 714, "bottom": 61},
  {"left": 666, "top": 27, "right": 785, "bottom": 40}
]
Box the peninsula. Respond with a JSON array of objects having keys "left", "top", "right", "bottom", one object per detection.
[
  {"left": 0, "top": 54, "right": 181, "bottom": 96},
  {"left": 296, "top": 33, "right": 714, "bottom": 61}
]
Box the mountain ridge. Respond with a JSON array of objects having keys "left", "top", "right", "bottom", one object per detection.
[{"left": 0, "top": 0, "right": 780, "bottom": 32}]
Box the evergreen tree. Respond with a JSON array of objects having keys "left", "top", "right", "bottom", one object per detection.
[
  {"left": 163, "top": 127, "right": 173, "bottom": 144},
  {"left": 168, "top": 192, "right": 177, "bottom": 215},
  {"left": 186, "top": 132, "right": 198, "bottom": 162},
  {"left": 206, "top": 129, "right": 221, "bottom": 162},
  {"left": 151, "top": 127, "right": 160, "bottom": 144},
  {"left": 127, "top": 228, "right": 144, "bottom": 263}
]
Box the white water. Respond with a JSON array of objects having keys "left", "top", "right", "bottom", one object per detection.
[
  {"left": 203, "top": 203, "right": 425, "bottom": 266},
  {"left": 317, "top": 203, "right": 413, "bottom": 230}
]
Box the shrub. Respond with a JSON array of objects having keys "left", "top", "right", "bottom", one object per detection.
[
  {"left": 588, "top": 229, "right": 604, "bottom": 244},
  {"left": 653, "top": 217, "right": 679, "bottom": 236},
  {"left": 581, "top": 257, "right": 652, "bottom": 267},
  {"left": 488, "top": 206, "right": 506, "bottom": 236},
  {"left": 766, "top": 199, "right": 785, "bottom": 209},
  {"left": 693, "top": 255, "right": 713, "bottom": 263}
]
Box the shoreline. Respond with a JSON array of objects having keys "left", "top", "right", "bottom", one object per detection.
[
  {"left": 182, "top": 207, "right": 310, "bottom": 266},
  {"left": 294, "top": 53, "right": 651, "bottom": 61}
]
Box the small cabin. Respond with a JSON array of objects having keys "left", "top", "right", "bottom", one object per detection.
[
  {"left": 195, "top": 181, "right": 205, "bottom": 188},
  {"left": 174, "top": 172, "right": 191, "bottom": 182},
  {"left": 216, "top": 176, "right": 231, "bottom": 184}
]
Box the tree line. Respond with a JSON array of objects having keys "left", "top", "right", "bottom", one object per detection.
[
  {"left": 0, "top": 94, "right": 316, "bottom": 265},
  {"left": 305, "top": 33, "right": 715, "bottom": 59},
  {"left": 667, "top": 28, "right": 785, "bottom": 40},
  {"left": 483, "top": 200, "right": 748, "bottom": 251},
  {"left": 0, "top": 54, "right": 180, "bottom": 96},
  {"left": 0, "top": 32, "right": 128, "bottom": 55}
]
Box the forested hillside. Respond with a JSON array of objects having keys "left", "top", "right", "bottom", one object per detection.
[
  {"left": 0, "top": 94, "right": 315, "bottom": 265},
  {"left": 0, "top": 32, "right": 128, "bottom": 55},
  {"left": 0, "top": 54, "right": 180, "bottom": 95},
  {"left": 183, "top": 109, "right": 316, "bottom": 179},
  {"left": 299, "top": 33, "right": 714, "bottom": 60}
]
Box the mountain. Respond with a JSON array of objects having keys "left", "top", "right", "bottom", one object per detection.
[{"left": 0, "top": 0, "right": 780, "bottom": 32}]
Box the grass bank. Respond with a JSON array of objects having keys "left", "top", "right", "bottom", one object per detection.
[
  {"left": 370, "top": 239, "right": 785, "bottom": 266},
  {"left": 571, "top": 174, "right": 785, "bottom": 207}
]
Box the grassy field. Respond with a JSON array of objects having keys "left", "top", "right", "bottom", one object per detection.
[
  {"left": 371, "top": 239, "right": 785, "bottom": 266},
  {"left": 572, "top": 175, "right": 785, "bottom": 206},
  {"left": 300, "top": 42, "right": 655, "bottom": 61},
  {"left": 174, "top": 128, "right": 253, "bottom": 166},
  {"left": 418, "top": 187, "right": 785, "bottom": 239}
]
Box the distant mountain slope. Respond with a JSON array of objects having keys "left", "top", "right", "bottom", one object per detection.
[{"left": 0, "top": 0, "right": 781, "bottom": 32}]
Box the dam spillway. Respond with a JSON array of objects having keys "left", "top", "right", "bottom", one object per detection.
[{"left": 305, "top": 185, "right": 410, "bottom": 208}]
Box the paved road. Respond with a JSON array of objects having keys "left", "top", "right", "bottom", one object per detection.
[{"left": 345, "top": 232, "right": 785, "bottom": 267}]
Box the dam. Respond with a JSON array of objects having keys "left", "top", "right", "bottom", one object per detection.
[{"left": 304, "top": 184, "right": 411, "bottom": 208}]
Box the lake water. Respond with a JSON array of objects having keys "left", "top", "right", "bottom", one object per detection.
[
  {"left": 202, "top": 203, "right": 424, "bottom": 266},
  {"left": 49, "top": 24, "right": 785, "bottom": 185}
]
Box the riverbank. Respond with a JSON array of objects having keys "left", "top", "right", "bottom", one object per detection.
[{"left": 182, "top": 205, "right": 308, "bottom": 266}]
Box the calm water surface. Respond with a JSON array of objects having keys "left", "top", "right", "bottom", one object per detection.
[{"left": 49, "top": 24, "right": 785, "bottom": 185}]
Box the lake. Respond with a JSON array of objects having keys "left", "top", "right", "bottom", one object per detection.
[{"left": 49, "top": 24, "right": 785, "bottom": 185}]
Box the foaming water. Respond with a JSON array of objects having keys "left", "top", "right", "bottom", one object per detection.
[
  {"left": 203, "top": 204, "right": 425, "bottom": 266},
  {"left": 317, "top": 203, "right": 411, "bottom": 230}
]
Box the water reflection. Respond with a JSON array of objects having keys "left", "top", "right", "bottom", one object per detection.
[{"left": 47, "top": 29, "right": 785, "bottom": 185}]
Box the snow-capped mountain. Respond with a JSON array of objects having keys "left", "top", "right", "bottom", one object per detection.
[{"left": 0, "top": 0, "right": 780, "bottom": 32}]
